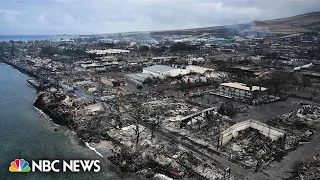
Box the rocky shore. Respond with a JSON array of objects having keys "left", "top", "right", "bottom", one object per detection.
[
  {"left": 32, "top": 90, "right": 174, "bottom": 179},
  {"left": 33, "top": 91, "right": 114, "bottom": 143},
  {"left": 2, "top": 60, "right": 40, "bottom": 79},
  {"left": 3, "top": 61, "right": 166, "bottom": 177},
  {"left": 32, "top": 88, "right": 226, "bottom": 180}
]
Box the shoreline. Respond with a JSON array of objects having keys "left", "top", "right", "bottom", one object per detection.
[
  {"left": 1, "top": 61, "right": 208, "bottom": 180},
  {"left": 32, "top": 101, "right": 138, "bottom": 179},
  {"left": 1, "top": 61, "right": 40, "bottom": 79},
  {"left": 33, "top": 102, "right": 116, "bottom": 163},
  {"left": 0, "top": 62, "right": 136, "bottom": 177}
]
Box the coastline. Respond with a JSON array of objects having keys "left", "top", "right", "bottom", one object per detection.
[
  {"left": 1, "top": 61, "right": 165, "bottom": 179},
  {"left": 1, "top": 61, "right": 39, "bottom": 79},
  {"left": 0, "top": 62, "right": 129, "bottom": 176},
  {"left": 33, "top": 103, "right": 115, "bottom": 161},
  {"left": 2, "top": 61, "right": 207, "bottom": 180},
  {"left": 31, "top": 91, "right": 146, "bottom": 171},
  {"left": 32, "top": 101, "right": 137, "bottom": 179}
]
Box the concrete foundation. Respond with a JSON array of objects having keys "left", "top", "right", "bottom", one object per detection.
[{"left": 219, "top": 120, "right": 286, "bottom": 146}]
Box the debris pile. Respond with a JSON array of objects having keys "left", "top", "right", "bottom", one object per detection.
[
  {"left": 221, "top": 128, "right": 284, "bottom": 168},
  {"left": 141, "top": 99, "right": 199, "bottom": 121},
  {"left": 134, "top": 98, "right": 200, "bottom": 129},
  {"left": 107, "top": 124, "right": 177, "bottom": 173},
  {"left": 299, "top": 152, "right": 320, "bottom": 179},
  {"left": 296, "top": 105, "right": 320, "bottom": 121},
  {"left": 267, "top": 106, "right": 317, "bottom": 151},
  {"left": 178, "top": 151, "right": 233, "bottom": 180},
  {"left": 107, "top": 124, "right": 230, "bottom": 179},
  {"left": 182, "top": 115, "right": 235, "bottom": 146}
]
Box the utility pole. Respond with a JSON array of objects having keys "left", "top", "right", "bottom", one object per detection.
[
  {"left": 94, "top": 68, "right": 102, "bottom": 97},
  {"left": 97, "top": 75, "right": 102, "bottom": 97},
  {"left": 10, "top": 41, "right": 14, "bottom": 60},
  {"left": 45, "top": 63, "right": 49, "bottom": 83},
  {"left": 217, "top": 117, "right": 221, "bottom": 151},
  {"left": 117, "top": 87, "right": 124, "bottom": 128},
  {"left": 227, "top": 153, "right": 231, "bottom": 180}
]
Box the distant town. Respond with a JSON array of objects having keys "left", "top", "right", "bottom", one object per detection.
[{"left": 1, "top": 12, "right": 320, "bottom": 180}]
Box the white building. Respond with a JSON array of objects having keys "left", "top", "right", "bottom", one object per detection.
[
  {"left": 143, "top": 65, "right": 189, "bottom": 79},
  {"left": 86, "top": 49, "right": 130, "bottom": 55},
  {"left": 186, "top": 65, "right": 214, "bottom": 75},
  {"left": 163, "top": 69, "right": 190, "bottom": 77},
  {"left": 217, "top": 82, "right": 267, "bottom": 99}
]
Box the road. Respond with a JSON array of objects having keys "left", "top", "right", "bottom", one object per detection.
[
  {"left": 136, "top": 96, "right": 320, "bottom": 180},
  {"left": 234, "top": 97, "right": 320, "bottom": 122},
  {"left": 138, "top": 119, "right": 268, "bottom": 180},
  {"left": 264, "top": 123, "right": 320, "bottom": 179}
]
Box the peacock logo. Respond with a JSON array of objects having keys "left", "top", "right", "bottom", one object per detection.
[{"left": 9, "top": 159, "right": 31, "bottom": 172}]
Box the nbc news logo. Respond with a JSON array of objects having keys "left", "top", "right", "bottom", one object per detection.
[
  {"left": 9, "top": 159, "right": 30, "bottom": 172},
  {"left": 9, "top": 159, "right": 100, "bottom": 173}
]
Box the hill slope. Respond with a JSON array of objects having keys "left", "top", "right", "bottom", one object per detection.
[
  {"left": 264, "top": 11, "right": 320, "bottom": 35},
  {"left": 152, "top": 11, "right": 320, "bottom": 37}
]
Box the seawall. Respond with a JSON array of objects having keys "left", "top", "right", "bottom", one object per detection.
[{"left": 2, "top": 60, "right": 40, "bottom": 79}]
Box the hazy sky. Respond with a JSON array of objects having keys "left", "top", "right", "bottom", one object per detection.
[{"left": 0, "top": 0, "right": 319, "bottom": 35}]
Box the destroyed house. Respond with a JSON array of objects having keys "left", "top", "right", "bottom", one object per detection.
[
  {"left": 228, "top": 66, "right": 259, "bottom": 77},
  {"left": 219, "top": 120, "right": 286, "bottom": 146}
]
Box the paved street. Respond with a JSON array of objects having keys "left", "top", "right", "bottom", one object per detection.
[{"left": 264, "top": 123, "right": 320, "bottom": 179}]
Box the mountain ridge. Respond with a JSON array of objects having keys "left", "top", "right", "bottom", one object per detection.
[{"left": 151, "top": 11, "right": 320, "bottom": 37}]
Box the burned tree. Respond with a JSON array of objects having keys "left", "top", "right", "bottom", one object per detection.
[
  {"left": 218, "top": 101, "right": 237, "bottom": 118},
  {"left": 217, "top": 72, "right": 229, "bottom": 83},
  {"left": 136, "top": 84, "right": 143, "bottom": 93},
  {"left": 262, "top": 70, "right": 298, "bottom": 97},
  {"left": 150, "top": 118, "right": 161, "bottom": 141},
  {"left": 204, "top": 69, "right": 214, "bottom": 77},
  {"left": 302, "top": 76, "right": 312, "bottom": 89},
  {"left": 107, "top": 112, "right": 122, "bottom": 129},
  {"left": 130, "top": 99, "right": 146, "bottom": 146},
  {"left": 143, "top": 77, "right": 154, "bottom": 86}
]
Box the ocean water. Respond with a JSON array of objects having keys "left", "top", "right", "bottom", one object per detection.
[
  {"left": 0, "top": 63, "right": 138, "bottom": 180},
  {"left": 0, "top": 35, "right": 70, "bottom": 42}
]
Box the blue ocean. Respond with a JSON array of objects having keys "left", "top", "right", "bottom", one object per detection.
[{"left": 0, "top": 35, "right": 71, "bottom": 42}]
